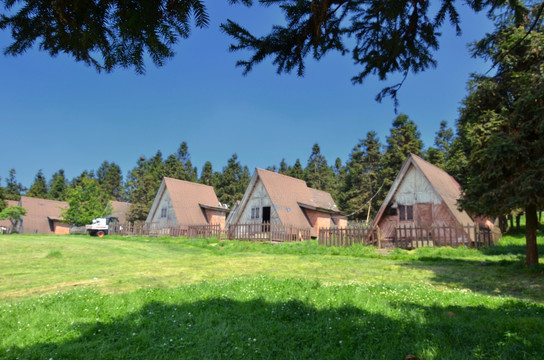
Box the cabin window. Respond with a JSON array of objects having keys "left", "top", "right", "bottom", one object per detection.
[
  {"left": 160, "top": 207, "right": 167, "bottom": 218},
  {"left": 399, "top": 205, "right": 413, "bottom": 221},
  {"left": 251, "top": 207, "right": 260, "bottom": 219}
]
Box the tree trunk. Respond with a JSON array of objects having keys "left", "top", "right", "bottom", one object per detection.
[
  {"left": 498, "top": 215, "right": 508, "bottom": 233},
  {"left": 508, "top": 214, "right": 514, "bottom": 229},
  {"left": 525, "top": 204, "right": 539, "bottom": 267},
  {"left": 516, "top": 214, "right": 521, "bottom": 230}
]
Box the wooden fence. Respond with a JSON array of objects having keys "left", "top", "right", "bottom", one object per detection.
[
  {"left": 318, "top": 226, "right": 379, "bottom": 247},
  {"left": 394, "top": 224, "right": 494, "bottom": 249},
  {"left": 109, "top": 222, "right": 221, "bottom": 238},
  {"left": 226, "top": 223, "right": 311, "bottom": 242}
]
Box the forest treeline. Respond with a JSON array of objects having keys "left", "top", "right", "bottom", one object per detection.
[{"left": 0, "top": 114, "right": 464, "bottom": 223}]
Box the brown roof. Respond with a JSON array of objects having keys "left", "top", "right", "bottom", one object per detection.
[
  {"left": 410, "top": 154, "right": 474, "bottom": 226},
  {"left": 233, "top": 169, "right": 340, "bottom": 228},
  {"left": 0, "top": 200, "right": 19, "bottom": 230},
  {"left": 372, "top": 153, "right": 474, "bottom": 228},
  {"left": 148, "top": 177, "right": 223, "bottom": 226},
  {"left": 19, "top": 196, "right": 68, "bottom": 234},
  {"left": 110, "top": 201, "right": 131, "bottom": 223}
]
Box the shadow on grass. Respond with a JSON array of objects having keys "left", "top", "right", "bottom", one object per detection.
[
  {"left": 401, "top": 255, "right": 544, "bottom": 303},
  {"left": 4, "top": 297, "right": 543, "bottom": 360}
]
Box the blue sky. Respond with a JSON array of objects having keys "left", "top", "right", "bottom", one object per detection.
[{"left": 0, "top": 2, "right": 495, "bottom": 188}]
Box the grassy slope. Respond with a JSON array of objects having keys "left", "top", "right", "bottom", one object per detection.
[{"left": 1, "top": 233, "right": 543, "bottom": 359}]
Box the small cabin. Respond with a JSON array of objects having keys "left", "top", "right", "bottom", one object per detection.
[
  {"left": 18, "top": 196, "right": 70, "bottom": 234},
  {"left": 228, "top": 169, "right": 346, "bottom": 237},
  {"left": 146, "top": 177, "right": 228, "bottom": 230},
  {"left": 372, "top": 154, "right": 493, "bottom": 244}
]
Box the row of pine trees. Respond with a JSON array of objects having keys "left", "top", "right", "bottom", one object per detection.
[{"left": 0, "top": 114, "right": 463, "bottom": 223}]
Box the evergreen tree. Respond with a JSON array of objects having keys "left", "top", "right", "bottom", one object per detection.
[
  {"left": 62, "top": 177, "right": 111, "bottom": 226},
  {"left": 199, "top": 161, "right": 214, "bottom": 186},
  {"left": 177, "top": 141, "right": 198, "bottom": 181},
  {"left": 148, "top": 151, "right": 165, "bottom": 186},
  {"left": 48, "top": 170, "right": 67, "bottom": 201},
  {"left": 426, "top": 121, "right": 454, "bottom": 169},
  {"left": 5, "top": 169, "right": 26, "bottom": 201},
  {"left": 97, "top": 161, "right": 124, "bottom": 200},
  {"left": 381, "top": 114, "right": 423, "bottom": 189},
  {"left": 2, "top": 0, "right": 525, "bottom": 102},
  {"left": 457, "top": 12, "right": 544, "bottom": 267},
  {"left": 304, "top": 143, "right": 334, "bottom": 191},
  {"left": 126, "top": 156, "right": 157, "bottom": 222},
  {"left": 215, "top": 154, "right": 250, "bottom": 207},
  {"left": 340, "top": 131, "right": 383, "bottom": 221},
  {"left": 444, "top": 136, "right": 470, "bottom": 188},
  {"left": 164, "top": 154, "right": 184, "bottom": 180},
  {"left": 288, "top": 159, "right": 304, "bottom": 180},
  {"left": 278, "top": 159, "right": 289, "bottom": 175},
  {"left": 27, "top": 170, "right": 48, "bottom": 198},
  {"left": 222, "top": 1, "right": 526, "bottom": 104}
]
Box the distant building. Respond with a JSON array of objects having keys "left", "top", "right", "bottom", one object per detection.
[
  {"left": 372, "top": 153, "right": 495, "bottom": 241},
  {"left": 18, "top": 196, "right": 70, "bottom": 234},
  {"left": 109, "top": 200, "right": 131, "bottom": 224},
  {"left": 146, "top": 177, "right": 228, "bottom": 230},
  {"left": 228, "top": 169, "right": 346, "bottom": 237}
]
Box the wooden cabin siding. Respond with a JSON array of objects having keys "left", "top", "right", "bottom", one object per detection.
[
  {"left": 148, "top": 190, "right": 178, "bottom": 224},
  {"left": 304, "top": 209, "right": 334, "bottom": 237},
  {"left": 53, "top": 221, "right": 70, "bottom": 235},
  {"left": 238, "top": 178, "right": 280, "bottom": 224},
  {"left": 205, "top": 209, "right": 226, "bottom": 230},
  {"left": 333, "top": 216, "right": 348, "bottom": 228},
  {"left": 378, "top": 201, "right": 462, "bottom": 239},
  {"left": 394, "top": 167, "right": 442, "bottom": 205}
]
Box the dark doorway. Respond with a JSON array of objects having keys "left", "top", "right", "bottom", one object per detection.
[{"left": 262, "top": 206, "right": 271, "bottom": 232}]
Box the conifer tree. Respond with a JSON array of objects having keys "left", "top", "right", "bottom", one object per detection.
[
  {"left": 164, "top": 154, "right": 184, "bottom": 180},
  {"left": 381, "top": 114, "right": 423, "bottom": 190},
  {"left": 304, "top": 143, "right": 334, "bottom": 192},
  {"left": 27, "top": 170, "right": 48, "bottom": 198},
  {"left": 199, "top": 162, "right": 214, "bottom": 186},
  {"left": 97, "top": 161, "right": 124, "bottom": 201},
  {"left": 340, "top": 131, "right": 383, "bottom": 221},
  {"left": 126, "top": 156, "right": 156, "bottom": 222},
  {"left": 288, "top": 159, "right": 304, "bottom": 180},
  {"left": 457, "top": 10, "right": 544, "bottom": 267},
  {"left": 215, "top": 154, "right": 250, "bottom": 207},
  {"left": 222, "top": 1, "right": 526, "bottom": 104},
  {"left": 278, "top": 159, "right": 289, "bottom": 175},
  {"left": 4, "top": 169, "right": 26, "bottom": 201},
  {"left": 48, "top": 170, "right": 67, "bottom": 201},
  {"left": 177, "top": 141, "right": 198, "bottom": 182},
  {"left": 426, "top": 121, "right": 454, "bottom": 169}
]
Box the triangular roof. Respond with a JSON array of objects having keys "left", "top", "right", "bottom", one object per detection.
[
  {"left": 147, "top": 177, "right": 226, "bottom": 226},
  {"left": 19, "top": 196, "right": 69, "bottom": 233},
  {"left": 372, "top": 153, "right": 474, "bottom": 228},
  {"left": 109, "top": 201, "right": 131, "bottom": 223},
  {"left": 231, "top": 169, "right": 340, "bottom": 228}
]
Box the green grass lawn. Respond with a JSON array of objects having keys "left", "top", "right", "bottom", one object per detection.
[{"left": 1, "top": 233, "right": 543, "bottom": 359}]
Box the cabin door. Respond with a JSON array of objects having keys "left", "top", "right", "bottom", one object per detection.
[
  {"left": 417, "top": 203, "right": 433, "bottom": 226},
  {"left": 262, "top": 206, "right": 271, "bottom": 232}
]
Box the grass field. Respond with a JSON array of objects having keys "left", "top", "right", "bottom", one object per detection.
[{"left": 1, "top": 233, "right": 543, "bottom": 359}]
